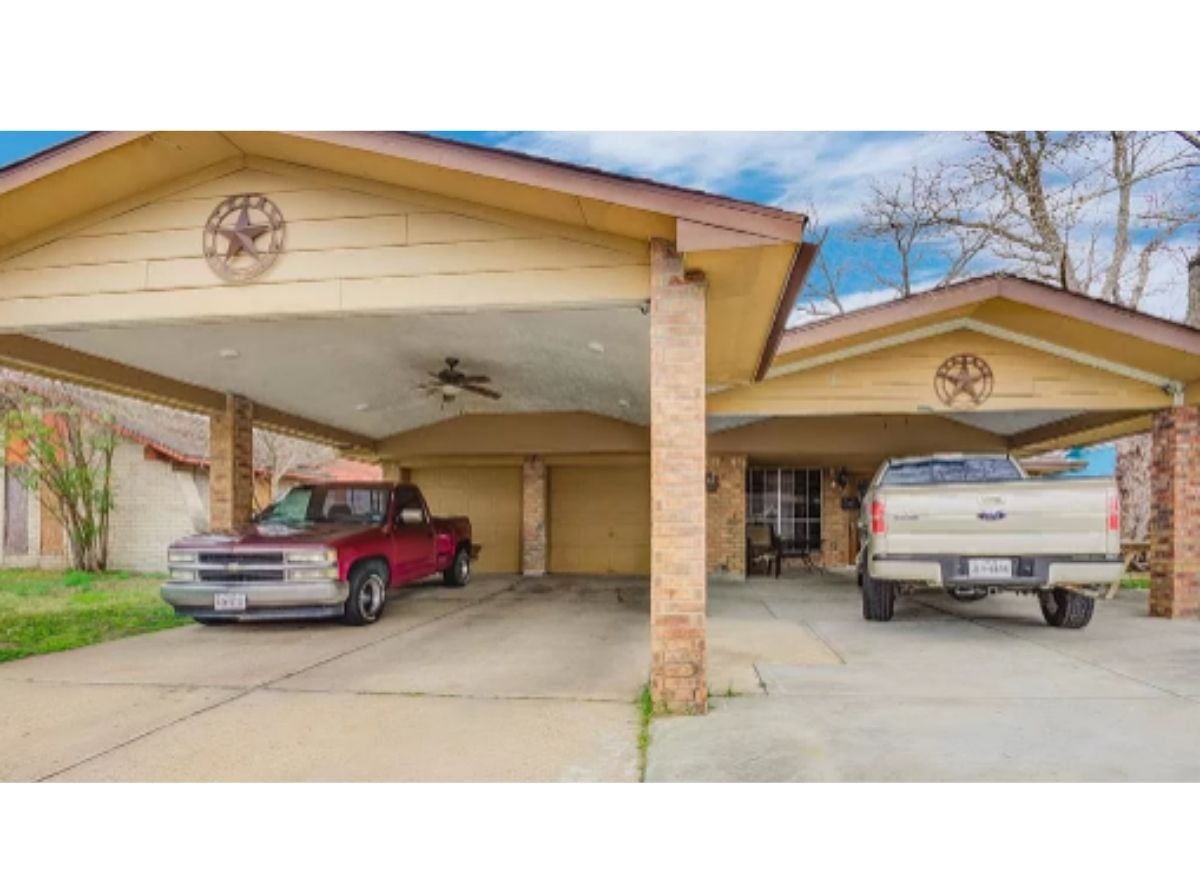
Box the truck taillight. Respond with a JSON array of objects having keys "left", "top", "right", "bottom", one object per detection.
[
  {"left": 871, "top": 499, "right": 887, "bottom": 534},
  {"left": 1108, "top": 492, "right": 1120, "bottom": 533}
]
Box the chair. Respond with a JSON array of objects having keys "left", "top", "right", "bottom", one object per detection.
[{"left": 746, "top": 524, "right": 782, "bottom": 578}]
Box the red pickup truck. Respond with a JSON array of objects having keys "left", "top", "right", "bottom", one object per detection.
[{"left": 162, "top": 482, "right": 476, "bottom": 625}]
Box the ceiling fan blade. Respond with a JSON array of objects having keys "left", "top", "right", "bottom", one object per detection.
[
  {"left": 462, "top": 384, "right": 502, "bottom": 400},
  {"left": 461, "top": 374, "right": 492, "bottom": 384}
]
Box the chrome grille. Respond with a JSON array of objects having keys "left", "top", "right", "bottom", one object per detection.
[{"left": 196, "top": 551, "right": 287, "bottom": 583}]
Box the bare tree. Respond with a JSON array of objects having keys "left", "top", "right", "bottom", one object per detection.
[
  {"left": 862, "top": 132, "right": 1198, "bottom": 311},
  {"left": 254, "top": 430, "right": 337, "bottom": 510},
  {"left": 859, "top": 165, "right": 990, "bottom": 296},
  {"left": 1176, "top": 131, "right": 1200, "bottom": 326},
  {"left": 794, "top": 221, "right": 847, "bottom": 318}
]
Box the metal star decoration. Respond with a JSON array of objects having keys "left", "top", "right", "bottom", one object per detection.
[
  {"left": 202, "top": 194, "right": 285, "bottom": 282},
  {"left": 934, "top": 354, "right": 994, "bottom": 407}
]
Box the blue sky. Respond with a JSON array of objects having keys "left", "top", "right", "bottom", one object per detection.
[{"left": 1, "top": 131, "right": 1192, "bottom": 322}]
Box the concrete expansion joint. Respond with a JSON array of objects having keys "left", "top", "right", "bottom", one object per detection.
[{"left": 34, "top": 581, "right": 519, "bottom": 782}]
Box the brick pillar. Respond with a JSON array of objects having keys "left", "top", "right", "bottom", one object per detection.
[
  {"left": 1149, "top": 406, "right": 1200, "bottom": 618},
  {"left": 521, "top": 455, "right": 547, "bottom": 576},
  {"left": 650, "top": 238, "right": 707, "bottom": 714},
  {"left": 209, "top": 394, "right": 254, "bottom": 532},
  {"left": 706, "top": 454, "right": 746, "bottom": 579}
]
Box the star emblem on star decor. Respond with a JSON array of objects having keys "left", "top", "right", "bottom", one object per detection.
[
  {"left": 934, "top": 353, "right": 995, "bottom": 407},
  {"left": 202, "top": 194, "right": 285, "bottom": 282}
]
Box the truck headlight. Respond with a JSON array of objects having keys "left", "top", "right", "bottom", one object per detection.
[
  {"left": 286, "top": 548, "right": 337, "bottom": 565},
  {"left": 168, "top": 550, "right": 197, "bottom": 564},
  {"left": 170, "top": 568, "right": 196, "bottom": 581},
  {"left": 288, "top": 566, "right": 338, "bottom": 581}
]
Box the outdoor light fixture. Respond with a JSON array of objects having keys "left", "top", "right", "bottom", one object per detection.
[
  {"left": 218, "top": 348, "right": 240, "bottom": 359},
  {"left": 587, "top": 340, "right": 605, "bottom": 354},
  {"left": 706, "top": 471, "right": 720, "bottom": 493}
]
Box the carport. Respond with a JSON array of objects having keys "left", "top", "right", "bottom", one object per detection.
[{"left": 1, "top": 133, "right": 1198, "bottom": 717}]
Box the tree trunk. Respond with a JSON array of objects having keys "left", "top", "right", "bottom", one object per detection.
[{"left": 1187, "top": 247, "right": 1200, "bottom": 328}]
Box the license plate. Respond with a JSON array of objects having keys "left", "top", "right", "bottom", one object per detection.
[
  {"left": 968, "top": 558, "right": 1013, "bottom": 579},
  {"left": 213, "top": 592, "right": 247, "bottom": 612}
]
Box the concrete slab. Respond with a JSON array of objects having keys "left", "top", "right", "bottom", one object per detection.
[
  {"left": 0, "top": 681, "right": 236, "bottom": 781},
  {"left": 649, "top": 570, "right": 1200, "bottom": 782},
  {"left": 275, "top": 581, "right": 649, "bottom": 701},
  {"left": 51, "top": 689, "right": 639, "bottom": 782},
  {"left": 647, "top": 694, "right": 1200, "bottom": 782},
  {"left": 707, "top": 615, "right": 840, "bottom": 697}
]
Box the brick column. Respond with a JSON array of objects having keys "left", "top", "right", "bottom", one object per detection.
[
  {"left": 1149, "top": 406, "right": 1200, "bottom": 618},
  {"left": 650, "top": 238, "right": 707, "bottom": 714},
  {"left": 521, "top": 455, "right": 548, "bottom": 576},
  {"left": 706, "top": 454, "right": 746, "bottom": 580},
  {"left": 209, "top": 394, "right": 254, "bottom": 532}
]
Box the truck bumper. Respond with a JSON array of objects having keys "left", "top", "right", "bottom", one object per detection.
[
  {"left": 870, "top": 555, "right": 1123, "bottom": 589},
  {"left": 161, "top": 580, "right": 349, "bottom": 621}
]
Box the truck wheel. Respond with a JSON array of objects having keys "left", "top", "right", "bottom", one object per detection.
[
  {"left": 862, "top": 570, "right": 896, "bottom": 621},
  {"left": 343, "top": 562, "right": 388, "bottom": 626},
  {"left": 443, "top": 547, "right": 471, "bottom": 587},
  {"left": 1038, "top": 589, "right": 1094, "bottom": 629}
]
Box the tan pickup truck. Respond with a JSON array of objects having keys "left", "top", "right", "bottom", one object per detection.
[{"left": 858, "top": 454, "right": 1122, "bottom": 628}]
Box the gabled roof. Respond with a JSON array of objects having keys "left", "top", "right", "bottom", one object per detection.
[
  {"left": 0, "top": 131, "right": 808, "bottom": 248},
  {"left": 772, "top": 273, "right": 1200, "bottom": 386}
]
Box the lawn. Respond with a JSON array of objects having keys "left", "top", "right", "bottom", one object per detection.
[
  {"left": 1121, "top": 573, "right": 1151, "bottom": 590},
  {"left": 0, "top": 567, "right": 189, "bottom": 663}
]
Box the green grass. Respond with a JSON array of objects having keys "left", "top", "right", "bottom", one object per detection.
[
  {"left": 636, "top": 684, "right": 655, "bottom": 782},
  {"left": 1121, "top": 573, "right": 1151, "bottom": 590},
  {"left": 0, "top": 567, "right": 188, "bottom": 664}
]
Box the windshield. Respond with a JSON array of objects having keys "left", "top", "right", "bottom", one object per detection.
[
  {"left": 258, "top": 486, "right": 390, "bottom": 525},
  {"left": 882, "top": 457, "right": 1022, "bottom": 486}
]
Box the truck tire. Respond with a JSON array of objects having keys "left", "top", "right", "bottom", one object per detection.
[
  {"left": 862, "top": 570, "right": 896, "bottom": 621},
  {"left": 343, "top": 561, "right": 388, "bottom": 626},
  {"left": 443, "top": 547, "right": 471, "bottom": 587},
  {"left": 1038, "top": 588, "right": 1094, "bottom": 629}
]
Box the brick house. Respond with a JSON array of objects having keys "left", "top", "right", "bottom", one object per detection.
[
  {"left": 0, "top": 370, "right": 378, "bottom": 573},
  {"left": 2, "top": 132, "right": 1199, "bottom": 714}
]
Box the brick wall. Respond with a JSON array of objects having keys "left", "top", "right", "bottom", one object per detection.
[
  {"left": 107, "top": 442, "right": 207, "bottom": 573},
  {"left": 706, "top": 454, "right": 746, "bottom": 579},
  {"left": 820, "top": 471, "right": 862, "bottom": 568},
  {"left": 649, "top": 239, "right": 707, "bottom": 714},
  {"left": 521, "top": 455, "right": 547, "bottom": 576},
  {"left": 209, "top": 394, "right": 254, "bottom": 532},
  {"left": 1149, "top": 406, "right": 1200, "bottom": 618}
]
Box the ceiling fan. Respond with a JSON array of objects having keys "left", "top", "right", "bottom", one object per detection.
[{"left": 418, "top": 357, "right": 501, "bottom": 405}]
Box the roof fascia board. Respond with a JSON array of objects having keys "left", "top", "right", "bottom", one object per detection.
[{"left": 283, "top": 132, "right": 808, "bottom": 243}]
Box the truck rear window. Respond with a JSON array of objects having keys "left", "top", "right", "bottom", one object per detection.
[{"left": 882, "top": 458, "right": 1022, "bottom": 486}]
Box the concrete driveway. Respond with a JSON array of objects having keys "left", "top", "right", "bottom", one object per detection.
[
  {"left": 2, "top": 570, "right": 1198, "bottom": 781},
  {"left": 0, "top": 575, "right": 647, "bottom": 782},
  {"left": 651, "top": 572, "right": 1200, "bottom": 782}
]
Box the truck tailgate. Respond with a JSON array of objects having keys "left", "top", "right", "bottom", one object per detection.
[{"left": 876, "top": 478, "right": 1117, "bottom": 556}]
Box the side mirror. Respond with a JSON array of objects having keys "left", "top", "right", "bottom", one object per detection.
[{"left": 399, "top": 507, "right": 426, "bottom": 526}]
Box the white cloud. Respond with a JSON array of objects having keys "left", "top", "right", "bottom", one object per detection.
[{"left": 492, "top": 131, "right": 975, "bottom": 225}]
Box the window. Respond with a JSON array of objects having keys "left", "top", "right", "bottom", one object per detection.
[
  {"left": 881, "top": 457, "right": 1022, "bottom": 486},
  {"left": 258, "top": 485, "right": 390, "bottom": 525},
  {"left": 746, "top": 467, "right": 822, "bottom": 551}
]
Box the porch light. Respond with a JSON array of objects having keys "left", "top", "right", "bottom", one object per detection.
[{"left": 218, "top": 348, "right": 240, "bottom": 359}]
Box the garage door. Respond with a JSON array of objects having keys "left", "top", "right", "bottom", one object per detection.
[
  {"left": 549, "top": 465, "right": 650, "bottom": 575},
  {"left": 411, "top": 466, "right": 521, "bottom": 573}
]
